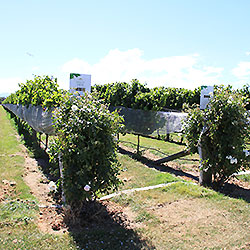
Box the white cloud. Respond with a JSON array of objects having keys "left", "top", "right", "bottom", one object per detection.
[
  {"left": 232, "top": 61, "right": 250, "bottom": 79},
  {"left": 61, "top": 58, "right": 91, "bottom": 74},
  {"left": 59, "top": 48, "right": 224, "bottom": 89},
  {"left": 0, "top": 77, "right": 23, "bottom": 95}
]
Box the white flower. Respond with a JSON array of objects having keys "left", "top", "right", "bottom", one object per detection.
[
  {"left": 226, "top": 155, "right": 237, "bottom": 164},
  {"left": 243, "top": 149, "right": 250, "bottom": 157},
  {"left": 230, "top": 158, "right": 237, "bottom": 164},
  {"left": 227, "top": 96, "right": 234, "bottom": 104},
  {"left": 84, "top": 184, "right": 91, "bottom": 192},
  {"left": 48, "top": 181, "right": 57, "bottom": 192},
  {"left": 72, "top": 105, "right": 78, "bottom": 112}
]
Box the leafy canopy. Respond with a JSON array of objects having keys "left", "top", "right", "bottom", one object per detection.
[{"left": 3, "top": 75, "right": 66, "bottom": 109}]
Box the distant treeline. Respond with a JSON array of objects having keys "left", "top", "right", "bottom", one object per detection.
[
  {"left": 92, "top": 79, "right": 250, "bottom": 111},
  {"left": 3, "top": 77, "right": 250, "bottom": 111},
  {"left": 0, "top": 97, "right": 5, "bottom": 104}
]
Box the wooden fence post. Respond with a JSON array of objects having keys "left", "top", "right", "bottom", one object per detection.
[
  {"left": 137, "top": 134, "right": 140, "bottom": 154},
  {"left": 198, "top": 145, "right": 212, "bottom": 185},
  {"left": 45, "top": 134, "right": 49, "bottom": 151},
  {"left": 59, "top": 153, "right": 66, "bottom": 204},
  {"left": 31, "top": 128, "right": 37, "bottom": 141},
  {"left": 38, "top": 133, "right": 42, "bottom": 147},
  {"left": 166, "top": 133, "right": 170, "bottom": 141},
  {"left": 199, "top": 86, "right": 214, "bottom": 186}
]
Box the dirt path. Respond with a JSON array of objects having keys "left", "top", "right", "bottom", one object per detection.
[
  {"left": 23, "top": 156, "right": 53, "bottom": 206},
  {"left": 17, "top": 144, "right": 67, "bottom": 234}
]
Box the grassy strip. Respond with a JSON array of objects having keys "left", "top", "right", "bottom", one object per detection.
[
  {"left": 0, "top": 107, "right": 34, "bottom": 201},
  {"left": 120, "top": 133, "right": 199, "bottom": 164},
  {"left": 0, "top": 107, "right": 77, "bottom": 249},
  {"left": 112, "top": 182, "right": 250, "bottom": 249},
  {"left": 117, "top": 154, "right": 181, "bottom": 190},
  {"left": 0, "top": 225, "right": 75, "bottom": 250}
]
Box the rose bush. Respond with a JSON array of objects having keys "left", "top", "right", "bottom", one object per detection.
[
  {"left": 183, "top": 87, "right": 250, "bottom": 186},
  {"left": 49, "top": 93, "right": 124, "bottom": 207}
]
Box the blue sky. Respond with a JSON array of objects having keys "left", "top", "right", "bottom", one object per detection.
[{"left": 1, "top": 0, "right": 250, "bottom": 96}]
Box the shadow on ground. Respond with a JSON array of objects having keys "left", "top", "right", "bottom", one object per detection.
[
  {"left": 118, "top": 146, "right": 199, "bottom": 182},
  {"left": 219, "top": 182, "right": 250, "bottom": 203},
  {"left": 62, "top": 201, "right": 154, "bottom": 250},
  {"left": 119, "top": 146, "right": 250, "bottom": 203}
]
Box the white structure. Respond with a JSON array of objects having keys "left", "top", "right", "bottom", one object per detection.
[
  {"left": 199, "top": 85, "right": 214, "bottom": 185},
  {"left": 200, "top": 85, "right": 214, "bottom": 110},
  {"left": 69, "top": 73, "right": 91, "bottom": 95}
]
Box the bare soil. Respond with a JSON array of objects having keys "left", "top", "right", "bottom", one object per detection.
[{"left": 21, "top": 150, "right": 66, "bottom": 234}]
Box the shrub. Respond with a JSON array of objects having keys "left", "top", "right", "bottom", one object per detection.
[
  {"left": 49, "top": 93, "right": 124, "bottom": 207},
  {"left": 183, "top": 87, "right": 250, "bottom": 186}
]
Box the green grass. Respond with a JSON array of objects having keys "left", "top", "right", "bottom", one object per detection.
[
  {"left": 112, "top": 182, "right": 220, "bottom": 209},
  {"left": 117, "top": 154, "right": 180, "bottom": 190},
  {"left": 112, "top": 182, "right": 250, "bottom": 249},
  {"left": 0, "top": 225, "right": 76, "bottom": 250},
  {"left": 120, "top": 133, "right": 199, "bottom": 164},
  {"left": 237, "top": 174, "right": 250, "bottom": 183},
  {"left": 0, "top": 108, "right": 34, "bottom": 201},
  {"left": 0, "top": 200, "right": 38, "bottom": 227},
  {"left": 0, "top": 110, "right": 20, "bottom": 155}
]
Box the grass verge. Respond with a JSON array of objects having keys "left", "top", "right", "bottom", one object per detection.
[
  {"left": 0, "top": 106, "right": 79, "bottom": 249},
  {"left": 120, "top": 133, "right": 199, "bottom": 164},
  {"left": 117, "top": 154, "right": 180, "bottom": 190}
]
